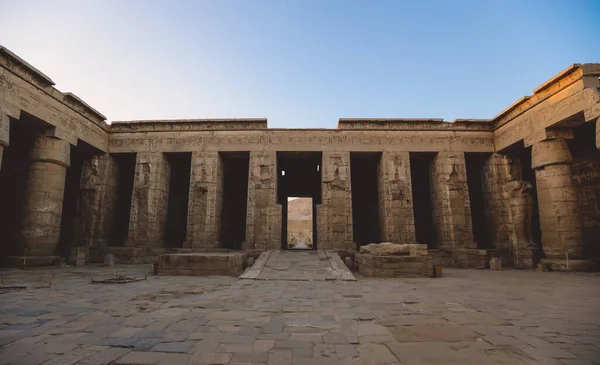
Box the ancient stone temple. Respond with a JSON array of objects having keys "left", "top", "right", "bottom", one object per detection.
[{"left": 1, "top": 46, "right": 599, "bottom": 271}]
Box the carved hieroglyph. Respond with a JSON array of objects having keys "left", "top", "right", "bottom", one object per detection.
[
  {"left": 128, "top": 152, "right": 171, "bottom": 247},
  {"left": 532, "top": 139, "right": 584, "bottom": 259},
  {"left": 377, "top": 151, "right": 416, "bottom": 243},
  {"left": 186, "top": 152, "right": 222, "bottom": 248},
  {"left": 245, "top": 151, "right": 281, "bottom": 250},
  {"left": 17, "top": 136, "right": 70, "bottom": 256},
  {"left": 318, "top": 151, "right": 354, "bottom": 250},
  {"left": 430, "top": 152, "right": 475, "bottom": 251}
]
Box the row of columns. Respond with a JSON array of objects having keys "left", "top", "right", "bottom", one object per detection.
[{"left": 1, "top": 125, "right": 592, "bottom": 267}]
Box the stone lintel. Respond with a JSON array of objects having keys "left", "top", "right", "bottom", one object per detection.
[
  {"left": 63, "top": 92, "right": 107, "bottom": 121},
  {"left": 0, "top": 45, "right": 55, "bottom": 86},
  {"left": 110, "top": 118, "right": 268, "bottom": 132},
  {"left": 524, "top": 128, "right": 574, "bottom": 147}
]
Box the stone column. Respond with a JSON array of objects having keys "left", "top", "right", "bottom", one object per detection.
[
  {"left": 377, "top": 151, "right": 416, "bottom": 243},
  {"left": 0, "top": 111, "right": 9, "bottom": 171},
  {"left": 15, "top": 135, "right": 70, "bottom": 265},
  {"left": 430, "top": 152, "right": 475, "bottom": 251},
  {"left": 318, "top": 151, "right": 354, "bottom": 250},
  {"left": 128, "top": 152, "right": 170, "bottom": 247},
  {"left": 245, "top": 151, "right": 281, "bottom": 250},
  {"left": 186, "top": 152, "right": 221, "bottom": 248},
  {"left": 481, "top": 153, "right": 536, "bottom": 267},
  {"left": 77, "top": 153, "right": 119, "bottom": 248},
  {"left": 532, "top": 139, "right": 587, "bottom": 268}
]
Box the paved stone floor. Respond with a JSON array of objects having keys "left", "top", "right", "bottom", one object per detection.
[
  {"left": 0, "top": 264, "right": 599, "bottom": 365},
  {"left": 248, "top": 250, "right": 355, "bottom": 281}
]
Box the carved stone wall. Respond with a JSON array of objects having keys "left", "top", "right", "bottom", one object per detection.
[
  {"left": 430, "top": 152, "right": 475, "bottom": 251},
  {"left": 128, "top": 152, "right": 171, "bottom": 247},
  {"left": 377, "top": 151, "right": 416, "bottom": 243},
  {"left": 532, "top": 139, "right": 584, "bottom": 259},
  {"left": 245, "top": 151, "right": 281, "bottom": 250},
  {"left": 481, "top": 153, "right": 537, "bottom": 265},
  {"left": 186, "top": 152, "right": 221, "bottom": 248},
  {"left": 318, "top": 151, "right": 354, "bottom": 250},
  {"left": 77, "top": 153, "right": 119, "bottom": 248},
  {"left": 16, "top": 136, "right": 70, "bottom": 259}
]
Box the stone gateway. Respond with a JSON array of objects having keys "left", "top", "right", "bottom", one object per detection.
[{"left": 0, "top": 46, "right": 599, "bottom": 271}]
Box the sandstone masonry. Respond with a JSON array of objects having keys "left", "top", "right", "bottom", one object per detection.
[{"left": 1, "top": 46, "right": 599, "bottom": 271}]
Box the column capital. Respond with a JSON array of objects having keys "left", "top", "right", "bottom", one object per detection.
[
  {"left": 531, "top": 138, "right": 572, "bottom": 170},
  {"left": 30, "top": 135, "right": 70, "bottom": 167}
]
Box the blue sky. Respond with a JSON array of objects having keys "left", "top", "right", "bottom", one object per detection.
[{"left": 0, "top": 0, "right": 598, "bottom": 127}]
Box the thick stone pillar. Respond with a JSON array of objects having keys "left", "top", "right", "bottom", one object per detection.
[
  {"left": 430, "top": 152, "right": 475, "bottom": 251},
  {"left": 15, "top": 136, "right": 70, "bottom": 264},
  {"left": 186, "top": 152, "right": 221, "bottom": 248},
  {"left": 377, "top": 151, "right": 416, "bottom": 243},
  {"left": 482, "top": 153, "right": 536, "bottom": 267},
  {"left": 128, "top": 152, "right": 170, "bottom": 247},
  {"left": 532, "top": 139, "right": 587, "bottom": 268},
  {"left": 318, "top": 151, "right": 354, "bottom": 250},
  {"left": 245, "top": 151, "right": 281, "bottom": 250},
  {"left": 77, "top": 153, "right": 119, "bottom": 248},
  {"left": 0, "top": 111, "right": 9, "bottom": 171}
]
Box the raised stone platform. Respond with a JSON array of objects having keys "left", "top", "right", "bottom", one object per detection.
[
  {"left": 155, "top": 252, "right": 245, "bottom": 277},
  {"left": 357, "top": 243, "right": 436, "bottom": 277}
]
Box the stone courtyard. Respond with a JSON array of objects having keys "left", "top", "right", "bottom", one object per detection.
[{"left": 1, "top": 260, "right": 599, "bottom": 365}]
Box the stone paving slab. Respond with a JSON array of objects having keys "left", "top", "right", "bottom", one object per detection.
[
  {"left": 0, "top": 265, "right": 598, "bottom": 364},
  {"left": 240, "top": 250, "right": 356, "bottom": 281}
]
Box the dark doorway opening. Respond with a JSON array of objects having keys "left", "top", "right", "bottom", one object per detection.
[
  {"left": 350, "top": 152, "right": 381, "bottom": 248},
  {"left": 165, "top": 153, "right": 191, "bottom": 248},
  {"left": 277, "top": 152, "right": 322, "bottom": 250},
  {"left": 465, "top": 153, "right": 491, "bottom": 249},
  {"left": 111, "top": 153, "right": 136, "bottom": 246},
  {"left": 220, "top": 152, "right": 250, "bottom": 249},
  {"left": 58, "top": 142, "right": 97, "bottom": 257},
  {"left": 410, "top": 153, "right": 436, "bottom": 248},
  {"left": 519, "top": 147, "right": 542, "bottom": 250},
  {"left": 0, "top": 118, "right": 36, "bottom": 260}
]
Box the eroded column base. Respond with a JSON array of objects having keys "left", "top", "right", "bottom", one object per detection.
[
  {"left": 540, "top": 259, "right": 596, "bottom": 272},
  {"left": 5, "top": 255, "right": 62, "bottom": 267}
]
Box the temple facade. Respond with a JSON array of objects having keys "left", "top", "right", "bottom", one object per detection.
[{"left": 1, "top": 46, "right": 599, "bottom": 270}]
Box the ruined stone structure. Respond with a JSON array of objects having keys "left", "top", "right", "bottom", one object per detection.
[{"left": 1, "top": 46, "right": 599, "bottom": 270}]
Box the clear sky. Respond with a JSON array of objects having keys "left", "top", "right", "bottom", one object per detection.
[{"left": 0, "top": 0, "right": 598, "bottom": 127}]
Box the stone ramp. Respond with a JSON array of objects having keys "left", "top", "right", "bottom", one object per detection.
[{"left": 239, "top": 250, "right": 356, "bottom": 281}]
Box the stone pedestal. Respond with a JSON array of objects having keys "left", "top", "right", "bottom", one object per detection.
[
  {"left": 430, "top": 152, "right": 475, "bottom": 251},
  {"left": 127, "top": 152, "right": 171, "bottom": 247},
  {"left": 378, "top": 151, "right": 416, "bottom": 243},
  {"left": 532, "top": 139, "right": 586, "bottom": 264},
  {"left": 14, "top": 135, "right": 70, "bottom": 263}
]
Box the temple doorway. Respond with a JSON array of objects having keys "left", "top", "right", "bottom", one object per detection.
[
  {"left": 277, "top": 152, "right": 321, "bottom": 250},
  {"left": 286, "top": 197, "right": 313, "bottom": 249}
]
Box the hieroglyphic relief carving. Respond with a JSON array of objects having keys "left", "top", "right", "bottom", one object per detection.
[{"left": 378, "top": 152, "right": 416, "bottom": 243}]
